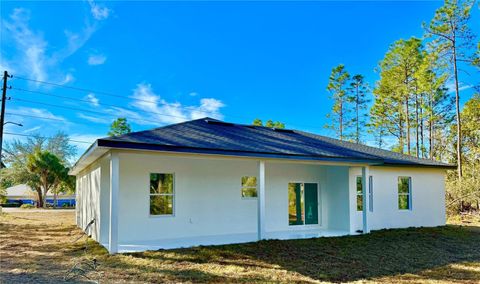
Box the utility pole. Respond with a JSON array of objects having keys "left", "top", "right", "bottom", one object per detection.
[{"left": 0, "top": 71, "right": 10, "bottom": 168}]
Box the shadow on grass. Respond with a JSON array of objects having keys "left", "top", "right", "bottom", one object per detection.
[{"left": 121, "top": 225, "right": 480, "bottom": 283}]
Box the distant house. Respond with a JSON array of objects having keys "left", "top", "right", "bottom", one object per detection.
[
  {"left": 71, "top": 117, "right": 454, "bottom": 254},
  {"left": 3, "top": 184, "right": 76, "bottom": 207}
]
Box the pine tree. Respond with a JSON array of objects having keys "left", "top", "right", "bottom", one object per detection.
[
  {"left": 347, "top": 74, "right": 370, "bottom": 144},
  {"left": 416, "top": 51, "right": 454, "bottom": 160},
  {"left": 372, "top": 38, "right": 423, "bottom": 154},
  {"left": 326, "top": 64, "right": 351, "bottom": 140},
  {"left": 424, "top": 0, "right": 478, "bottom": 178}
]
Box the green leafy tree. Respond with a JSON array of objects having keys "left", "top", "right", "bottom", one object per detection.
[
  {"left": 0, "top": 171, "right": 14, "bottom": 203},
  {"left": 423, "top": 0, "right": 478, "bottom": 178},
  {"left": 326, "top": 64, "right": 351, "bottom": 140},
  {"left": 253, "top": 118, "right": 263, "bottom": 126},
  {"left": 347, "top": 74, "right": 370, "bottom": 143},
  {"left": 252, "top": 119, "right": 285, "bottom": 129},
  {"left": 2, "top": 132, "right": 77, "bottom": 207},
  {"left": 4, "top": 131, "right": 77, "bottom": 166},
  {"left": 446, "top": 94, "right": 480, "bottom": 212},
  {"left": 108, "top": 117, "right": 132, "bottom": 137},
  {"left": 372, "top": 38, "right": 423, "bottom": 154},
  {"left": 26, "top": 150, "right": 69, "bottom": 208},
  {"left": 416, "top": 51, "right": 454, "bottom": 160}
]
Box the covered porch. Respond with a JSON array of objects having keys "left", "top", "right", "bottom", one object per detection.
[{"left": 105, "top": 154, "right": 372, "bottom": 253}]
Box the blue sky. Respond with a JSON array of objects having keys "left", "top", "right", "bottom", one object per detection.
[{"left": 1, "top": 1, "right": 479, "bottom": 158}]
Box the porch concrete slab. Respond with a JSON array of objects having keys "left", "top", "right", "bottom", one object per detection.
[{"left": 103, "top": 229, "right": 353, "bottom": 253}]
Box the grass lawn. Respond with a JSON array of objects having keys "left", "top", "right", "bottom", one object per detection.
[{"left": 0, "top": 211, "right": 479, "bottom": 283}]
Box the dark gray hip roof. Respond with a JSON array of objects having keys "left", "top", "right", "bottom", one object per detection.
[{"left": 88, "top": 117, "right": 454, "bottom": 169}]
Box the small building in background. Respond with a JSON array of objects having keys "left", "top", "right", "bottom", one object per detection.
[{"left": 2, "top": 184, "right": 76, "bottom": 207}]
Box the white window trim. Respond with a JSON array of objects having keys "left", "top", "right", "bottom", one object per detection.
[
  {"left": 356, "top": 176, "right": 363, "bottom": 212},
  {"left": 356, "top": 176, "right": 373, "bottom": 212},
  {"left": 398, "top": 176, "right": 412, "bottom": 211},
  {"left": 241, "top": 176, "right": 258, "bottom": 199},
  {"left": 368, "top": 175, "right": 373, "bottom": 212},
  {"left": 287, "top": 180, "right": 322, "bottom": 229},
  {"left": 149, "top": 173, "right": 175, "bottom": 217}
]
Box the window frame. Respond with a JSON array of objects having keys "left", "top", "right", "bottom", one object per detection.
[
  {"left": 356, "top": 176, "right": 363, "bottom": 211},
  {"left": 241, "top": 176, "right": 258, "bottom": 199},
  {"left": 288, "top": 181, "right": 321, "bottom": 227},
  {"left": 397, "top": 176, "right": 412, "bottom": 211},
  {"left": 356, "top": 175, "right": 373, "bottom": 212},
  {"left": 368, "top": 175, "right": 373, "bottom": 212},
  {"left": 149, "top": 173, "right": 175, "bottom": 217}
]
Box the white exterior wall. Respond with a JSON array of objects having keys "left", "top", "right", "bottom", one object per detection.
[
  {"left": 75, "top": 150, "right": 447, "bottom": 252},
  {"left": 115, "top": 152, "right": 350, "bottom": 245},
  {"left": 349, "top": 166, "right": 446, "bottom": 232},
  {"left": 75, "top": 156, "right": 110, "bottom": 243}
]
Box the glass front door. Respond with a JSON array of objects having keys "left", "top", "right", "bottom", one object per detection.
[{"left": 288, "top": 182, "right": 319, "bottom": 226}]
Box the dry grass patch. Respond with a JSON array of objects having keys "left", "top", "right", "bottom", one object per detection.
[{"left": 1, "top": 210, "right": 479, "bottom": 283}]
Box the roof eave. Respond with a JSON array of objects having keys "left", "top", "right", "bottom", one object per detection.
[
  {"left": 69, "top": 140, "right": 110, "bottom": 175},
  {"left": 379, "top": 162, "right": 457, "bottom": 170},
  {"left": 97, "top": 139, "right": 384, "bottom": 165}
]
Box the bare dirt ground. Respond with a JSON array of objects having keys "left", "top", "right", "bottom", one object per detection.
[{"left": 1, "top": 210, "right": 479, "bottom": 283}]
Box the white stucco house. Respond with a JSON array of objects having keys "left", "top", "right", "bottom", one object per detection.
[{"left": 70, "top": 118, "right": 454, "bottom": 254}]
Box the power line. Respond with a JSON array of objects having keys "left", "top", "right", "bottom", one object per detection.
[
  {"left": 12, "top": 74, "right": 329, "bottom": 132},
  {"left": 12, "top": 87, "right": 196, "bottom": 122},
  {"left": 6, "top": 112, "right": 66, "bottom": 122},
  {"left": 13, "top": 75, "right": 218, "bottom": 113},
  {"left": 10, "top": 97, "right": 164, "bottom": 125},
  {"left": 4, "top": 132, "right": 93, "bottom": 144}
]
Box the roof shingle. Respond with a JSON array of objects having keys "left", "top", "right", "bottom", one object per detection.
[{"left": 95, "top": 117, "right": 454, "bottom": 168}]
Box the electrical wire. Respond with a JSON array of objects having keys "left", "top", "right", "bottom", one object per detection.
[{"left": 4, "top": 132, "right": 93, "bottom": 144}]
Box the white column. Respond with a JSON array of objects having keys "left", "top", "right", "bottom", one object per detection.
[
  {"left": 362, "top": 166, "right": 370, "bottom": 234},
  {"left": 109, "top": 152, "right": 119, "bottom": 254},
  {"left": 257, "top": 160, "right": 266, "bottom": 240}
]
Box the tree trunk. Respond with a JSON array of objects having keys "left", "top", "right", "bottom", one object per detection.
[
  {"left": 420, "top": 102, "right": 424, "bottom": 158},
  {"left": 35, "top": 187, "right": 43, "bottom": 208},
  {"left": 415, "top": 91, "right": 419, "bottom": 158},
  {"left": 356, "top": 85, "right": 360, "bottom": 144},
  {"left": 399, "top": 105, "right": 404, "bottom": 154},
  {"left": 53, "top": 190, "right": 58, "bottom": 208},
  {"left": 429, "top": 94, "right": 434, "bottom": 160},
  {"left": 406, "top": 97, "right": 411, "bottom": 155},
  {"left": 339, "top": 100, "right": 343, "bottom": 140},
  {"left": 453, "top": 44, "right": 463, "bottom": 179}
]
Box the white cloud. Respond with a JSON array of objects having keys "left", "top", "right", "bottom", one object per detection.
[
  {"left": 87, "top": 0, "right": 111, "bottom": 20},
  {"left": 3, "top": 8, "right": 48, "bottom": 82},
  {"left": 189, "top": 92, "right": 198, "bottom": 97},
  {"left": 130, "top": 83, "right": 225, "bottom": 125},
  {"left": 77, "top": 113, "right": 110, "bottom": 124},
  {"left": 60, "top": 73, "right": 75, "bottom": 84},
  {"left": 85, "top": 93, "right": 100, "bottom": 107},
  {"left": 2, "top": 2, "right": 111, "bottom": 85},
  {"left": 10, "top": 107, "right": 68, "bottom": 122},
  {"left": 69, "top": 133, "right": 103, "bottom": 155},
  {"left": 87, "top": 53, "right": 107, "bottom": 65},
  {"left": 190, "top": 98, "right": 225, "bottom": 120},
  {"left": 446, "top": 81, "right": 473, "bottom": 94},
  {"left": 23, "top": 126, "right": 42, "bottom": 133}
]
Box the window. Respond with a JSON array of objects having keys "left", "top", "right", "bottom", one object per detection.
[
  {"left": 356, "top": 176, "right": 363, "bottom": 211},
  {"left": 398, "top": 176, "right": 411, "bottom": 210},
  {"left": 356, "top": 176, "right": 373, "bottom": 212},
  {"left": 288, "top": 182, "right": 319, "bottom": 225},
  {"left": 150, "top": 173, "right": 174, "bottom": 215},
  {"left": 241, "top": 176, "right": 257, "bottom": 198},
  {"left": 369, "top": 175, "right": 373, "bottom": 212}
]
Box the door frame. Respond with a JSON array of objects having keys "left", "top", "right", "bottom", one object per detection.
[{"left": 287, "top": 181, "right": 322, "bottom": 229}]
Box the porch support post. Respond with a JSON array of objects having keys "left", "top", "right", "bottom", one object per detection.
[
  {"left": 257, "top": 160, "right": 266, "bottom": 240},
  {"left": 109, "top": 152, "right": 119, "bottom": 254},
  {"left": 362, "top": 166, "right": 370, "bottom": 234}
]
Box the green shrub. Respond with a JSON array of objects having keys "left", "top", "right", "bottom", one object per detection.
[{"left": 20, "top": 204, "right": 35, "bottom": 209}]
